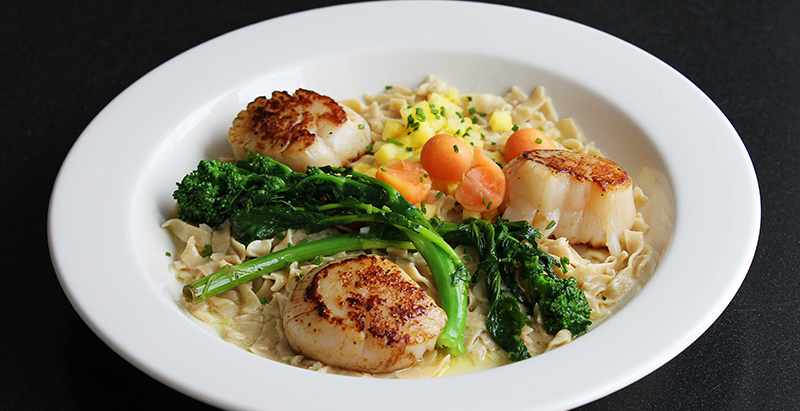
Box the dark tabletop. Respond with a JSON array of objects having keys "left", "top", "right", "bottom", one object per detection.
[{"left": 4, "top": 0, "right": 798, "bottom": 409}]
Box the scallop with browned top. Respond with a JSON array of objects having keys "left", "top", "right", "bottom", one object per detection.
[
  {"left": 503, "top": 149, "right": 636, "bottom": 255},
  {"left": 228, "top": 89, "right": 372, "bottom": 172},
  {"left": 283, "top": 254, "right": 447, "bottom": 374}
]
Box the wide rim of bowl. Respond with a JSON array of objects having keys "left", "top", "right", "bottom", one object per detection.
[{"left": 48, "top": 2, "right": 760, "bottom": 411}]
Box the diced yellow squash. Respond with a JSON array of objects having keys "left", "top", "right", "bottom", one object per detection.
[
  {"left": 352, "top": 162, "right": 377, "bottom": 177},
  {"left": 422, "top": 202, "right": 439, "bottom": 220},
  {"left": 408, "top": 121, "right": 435, "bottom": 147},
  {"left": 489, "top": 111, "right": 513, "bottom": 132},
  {"left": 486, "top": 149, "right": 504, "bottom": 165},
  {"left": 462, "top": 126, "right": 485, "bottom": 149},
  {"left": 444, "top": 116, "right": 470, "bottom": 137},
  {"left": 428, "top": 93, "right": 463, "bottom": 121},
  {"left": 446, "top": 87, "right": 461, "bottom": 103},
  {"left": 374, "top": 142, "right": 410, "bottom": 165},
  {"left": 382, "top": 120, "right": 404, "bottom": 141},
  {"left": 400, "top": 101, "right": 446, "bottom": 134},
  {"left": 432, "top": 179, "right": 460, "bottom": 196},
  {"left": 426, "top": 106, "right": 448, "bottom": 132}
]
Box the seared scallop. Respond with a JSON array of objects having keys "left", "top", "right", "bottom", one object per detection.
[
  {"left": 283, "top": 254, "right": 447, "bottom": 374},
  {"left": 503, "top": 149, "right": 636, "bottom": 255},
  {"left": 228, "top": 89, "right": 372, "bottom": 172}
]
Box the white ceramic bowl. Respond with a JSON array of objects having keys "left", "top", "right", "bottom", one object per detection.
[{"left": 49, "top": 2, "right": 759, "bottom": 410}]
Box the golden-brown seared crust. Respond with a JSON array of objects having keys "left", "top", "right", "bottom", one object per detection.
[
  {"left": 303, "top": 254, "right": 441, "bottom": 346},
  {"left": 520, "top": 149, "right": 631, "bottom": 190},
  {"left": 229, "top": 89, "right": 348, "bottom": 154},
  {"left": 283, "top": 254, "right": 446, "bottom": 373}
]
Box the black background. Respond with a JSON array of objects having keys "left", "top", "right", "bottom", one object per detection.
[{"left": 4, "top": 0, "right": 799, "bottom": 409}]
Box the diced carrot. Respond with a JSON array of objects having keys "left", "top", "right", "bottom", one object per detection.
[
  {"left": 420, "top": 134, "right": 474, "bottom": 181},
  {"left": 455, "top": 148, "right": 505, "bottom": 212},
  {"left": 503, "top": 128, "right": 557, "bottom": 162},
  {"left": 375, "top": 159, "right": 432, "bottom": 205}
]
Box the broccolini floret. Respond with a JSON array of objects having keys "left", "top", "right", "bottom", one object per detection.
[
  {"left": 175, "top": 153, "right": 469, "bottom": 356},
  {"left": 434, "top": 217, "right": 592, "bottom": 360},
  {"left": 172, "top": 153, "right": 590, "bottom": 360},
  {"left": 172, "top": 154, "right": 295, "bottom": 227}
]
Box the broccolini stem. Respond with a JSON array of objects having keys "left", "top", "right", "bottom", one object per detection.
[
  {"left": 334, "top": 166, "right": 469, "bottom": 356},
  {"left": 398, "top": 227, "right": 469, "bottom": 357},
  {"left": 183, "top": 232, "right": 415, "bottom": 304}
]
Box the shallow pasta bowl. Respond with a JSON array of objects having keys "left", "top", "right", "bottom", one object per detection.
[{"left": 48, "top": 2, "right": 760, "bottom": 410}]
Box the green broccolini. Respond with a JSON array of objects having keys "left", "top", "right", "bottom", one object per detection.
[
  {"left": 172, "top": 154, "right": 296, "bottom": 227},
  {"left": 171, "top": 153, "right": 591, "bottom": 361},
  {"left": 173, "top": 153, "right": 469, "bottom": 356},
  {"left": 433, "top": 217, "right": 592, "bottom": 360}
]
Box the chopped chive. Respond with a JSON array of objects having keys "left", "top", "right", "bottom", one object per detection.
[
  {"left": 468, "top": 107, "right": 477, "bottom": 115},
  {"left": 380, "top": 166, "right": 388, "bottom": 172},
  {"left": 165, "top": 251, "right": 171, "bottom": 257},
  {"left": 546, "top": 220, "right": 556, "bottom": 230},
  {"left": 436, "top": 191, "right": 444, "bottom": 198},
  {"left": 420, "top": 201, "right": 427, "bottom": 214},
  {"left": 358, "top": 124, "right": 365, "bottom": 129},
  {"left": 467, "top": 96, "right": 473, "bottom": 101},
  {"left": 313, "top": 255, "right": 324, "bottom": 265},
  {"left": 386, "top": 138, "right": 404, "bottom": 146},
  {"left": 365, "top": 144, "right": 373, "bottom": 151},
  {"left": 482, "top": 197, "right": 487, "bottom": 204},
  {"left": 535, "top": 137, "right": 543, "bottom": 144},
  {"left": 538, "top": 126, "right": 544, "bottom": 131},
  {"left": 415, "top": 107, "right": 426, "bottom": 122},
  {"left": 453, "top": 144, "right": 459, "bottom": 153},
  {"left": 512, "top": 124, "right": 520, "bottom": 132},
  {"left": 405, "top": 146, "right": 414, "bottom": 152},
  {"left": 560, "top": 256, "right": 571, "bottom": 271},
  {"left": 471, "top": 116, "right": 479, "bottom": 124},
  {"left": 486, "top": 201, "right": 493, "bottom": 210},
  {"left": 201, "top": 244, "right": 213, "bottom": 257},
  {"left": 259, "top": 297, "right": 267, "bottom": 304},
  {"left": 385, "top": 85, "right": 394, "bottom": 90}
]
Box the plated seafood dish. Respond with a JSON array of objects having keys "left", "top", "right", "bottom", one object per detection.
[{"left": 162, "top": 76, "right": 656, "bottom": 378}]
